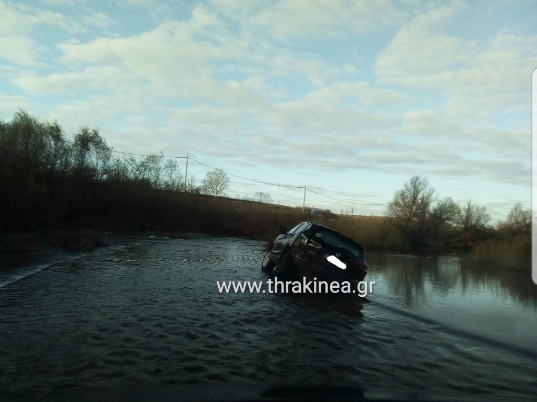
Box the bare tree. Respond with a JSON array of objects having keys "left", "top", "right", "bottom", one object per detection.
[
  {"left": 387, "top": 175, "right": 436, "bottom": 227},
  {"left": 428, "top": 197, "right": 461, "bottom": 233},
  {"left": 253, "top": 192, "right": 272, "bottom": 203},
  {"left": 72, "top": 127, "right": 112, "bottom": 180},
  {"left": 131, "top": 154, "right": 163, "bottom": 187},
  {"left": 185, "top": 175, "right": 199, "bottom": 193},
  {"left": 202, "top": 169, "right": 230, "bottom": 197},
  {"left": 161, "top": 158, "right": 183, "bottom": 191},
  {"left": 387, "top": 176, "right": 462, "bottom": 242},
  {"left": 499, "top": 202, "right": 530, "bottom": 236},
  {"left": 458, "top": 200, "right": 490, "bottom": 230}
]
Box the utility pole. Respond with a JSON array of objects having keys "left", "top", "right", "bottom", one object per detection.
[
  {"left": 184, "top": 155, "right": 189, "bottom": 191},
  {"left": 302, "top": 186, "right": 306, "bottom": 212}
]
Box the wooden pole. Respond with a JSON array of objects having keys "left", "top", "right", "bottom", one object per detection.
[
  {"left": 302, "top": 186, "right": 306, "bottom": 212},
  {"left": 184, "top": 155, "right": 189, "bottom": 191}
]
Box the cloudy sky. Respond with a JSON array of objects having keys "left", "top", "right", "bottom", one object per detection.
[{"left": 1, "top": 0, "right": 535, "bottom": 222}]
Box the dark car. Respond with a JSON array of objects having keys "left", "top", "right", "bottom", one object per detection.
[{"left": 262, "top": 221, "right": 368, "bottom": 286}]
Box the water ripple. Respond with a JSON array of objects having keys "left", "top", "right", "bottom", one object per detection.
[{"left": 0, "top": 237, "right": 536, "bottom": 400}]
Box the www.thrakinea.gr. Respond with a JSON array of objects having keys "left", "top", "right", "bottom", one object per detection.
[{"left": 217, "top": 277, "right": 375, "bottom": 297}]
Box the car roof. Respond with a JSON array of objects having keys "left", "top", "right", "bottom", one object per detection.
[{"left": 301, "top": 222, "right": 364, "bottom": 249}]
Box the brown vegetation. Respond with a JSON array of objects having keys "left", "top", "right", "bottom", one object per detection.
[
  {"left": 470, "top": 237, "right": 531, "bottom": 271},
  {"left": 384, "top": 176, "right": 531, "bottom": 270},
  {"left": 312, "top": 214, "right": 406, "bottom": 250},
  {"left": 0, "top": 110, "right": 530, "bottom": 269}
]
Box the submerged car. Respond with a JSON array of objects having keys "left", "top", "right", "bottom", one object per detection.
[{"left": 262, "top": 221, "right": 367, "bottom": 286}]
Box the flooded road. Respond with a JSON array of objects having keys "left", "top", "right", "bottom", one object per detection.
[{"left": 1, "top": 236, "right": 536, "bottom": 400}]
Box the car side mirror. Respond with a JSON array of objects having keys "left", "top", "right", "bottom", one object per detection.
[{"left": 278, "top": 224, "right": 287, "bottom": 234}]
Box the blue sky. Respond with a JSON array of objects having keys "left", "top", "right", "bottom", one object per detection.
[{"left": 1, "top": 0, "right": 535, "bottom": 222}]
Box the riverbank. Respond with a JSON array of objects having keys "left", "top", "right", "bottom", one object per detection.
[
  {"left": 7, "top": 224, "right": 529, "bottom": 269},
  {"left": 470, "top": 237, "right": 531, "bottom": 271},
  {"left": 3, "top": 222, "right": 530, "bottom": 272}
]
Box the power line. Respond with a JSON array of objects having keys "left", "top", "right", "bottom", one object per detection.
[
  {"left": 189, "top": 157, "right": 304, "bottom": 189},
  {"left": 306, "top": 188, "right": 386, "bottom": 206},
  {"left": 4, "top": 136, "right": 383, "bottom": 208},
  {"left": 112, "top": 150, "right": 187, "bottom": 159},
  {"left": 110, "top": 151, "right": 302, "bottom": 189},
  {"left": 109, "top": 152, "right": 382, "bottom": 208}
]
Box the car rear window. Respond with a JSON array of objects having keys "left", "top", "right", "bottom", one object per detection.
[{"left": 309, "top": 229, "right": 363, "bottom": 258}]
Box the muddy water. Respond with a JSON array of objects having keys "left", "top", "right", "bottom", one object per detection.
[{"left": 1, "top": 237, "right": 536, "bottom": 400}]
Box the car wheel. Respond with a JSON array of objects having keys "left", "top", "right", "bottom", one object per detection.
[
  {"left": 273, "top": 252, "right": 295, "bottom": 281},
  {"left": 261, "top": 251, "right": 275, "bottom": 272}
]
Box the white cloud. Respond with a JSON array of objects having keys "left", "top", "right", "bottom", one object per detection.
[
  {"left": 0, "top": 36, "right": 39, "bottom": 66},
  {"left": 0, "top": 0, "right": 101, "bottom": 66},
  {"left": 238, "top": 0, "right": 406, "bottom": 41},
  {"left": 376, "top": 8, "right": 536, "bottom": 110},
  {"left": 375, "top": 1, "right": 476, "bottom": 86},
  {"left": 1, "top": 0, "right": 533, "bottom": 220},
  {"left": 13, "top": 66, "right": 133, "bottom": 96}
]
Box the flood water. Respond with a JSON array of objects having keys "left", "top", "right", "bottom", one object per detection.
[{"left": 1, "top": 236, "right": 536, "bottom": 400}]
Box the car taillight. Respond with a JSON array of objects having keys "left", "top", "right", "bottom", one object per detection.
[{"left": 353, "top": 261, "right": 368, "bottom": 272}]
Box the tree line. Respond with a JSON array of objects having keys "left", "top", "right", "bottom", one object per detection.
[
  {"left": 0, "top": 110, "right": 282, "bottom": 234},
  {"left": 385, "top": 175, "right": 530, "bottom": 258},
  {"left": 0, "top": 110, "right": 530, "bottom": 269}
]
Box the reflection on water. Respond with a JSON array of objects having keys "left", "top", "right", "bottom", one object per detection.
[
  {"left": 367, "top": 251, "right": 537, "bottom": 351},
  {"left": 0, "top": 238, "right": 536, "bottom": 400}
]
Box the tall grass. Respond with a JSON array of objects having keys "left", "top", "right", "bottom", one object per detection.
[
  {"left": 312, "top": 215, "right": 406, "bottom": 250},
  {"left": 470, "top": 237, "right": 531, "bottom": 270}
]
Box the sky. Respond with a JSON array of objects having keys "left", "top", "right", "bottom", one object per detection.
[{"left": 0, "top": 0, "right": 535, "bottom": 223}]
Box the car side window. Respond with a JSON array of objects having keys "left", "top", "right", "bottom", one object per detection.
[
  {"left": 295, "top": 222, "right": 311, "bottom": 234},
  {"left": 290, "top": 222, "right": 309, "bottom": 236},
  {"left": 287, "top": 222, "right": 304, "bottom": 235}
]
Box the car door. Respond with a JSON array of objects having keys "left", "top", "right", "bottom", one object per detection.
[
  {"left": 282, "top": 222, "right": 311, "bottom": 252},
  {"left": 271, "top": 222, "right": 305, "bottom": 254}
]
